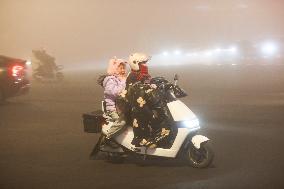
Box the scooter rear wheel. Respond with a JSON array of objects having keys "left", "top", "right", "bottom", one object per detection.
[
  {"left": 107, "top": 152, "right": 126, "bottom": 163},
  {"left": 89, "top": 134, "right": 105, "bottom": 159}
]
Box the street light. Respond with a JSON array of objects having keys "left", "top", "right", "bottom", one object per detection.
[
  {"left": 162, "top": 51, "right": 169, "bottom": 56},
  {"left": 261, "top": 42, "right": 278, "bottom": 57},
  {"left": 174, "top": 50, "right": 181, "bottom": 55}
]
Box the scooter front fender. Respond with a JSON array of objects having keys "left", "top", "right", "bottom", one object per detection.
[{"left": 191, "top": 135, "right": 210, "bottom": 149}]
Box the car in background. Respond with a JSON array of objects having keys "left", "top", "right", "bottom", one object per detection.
[{"left": 0, "top": 55, "right": 30, "bottom": 103}]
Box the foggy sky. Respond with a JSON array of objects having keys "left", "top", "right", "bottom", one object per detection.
[{"left": 0, "top": 0, "right": 284, "bottom": 65}]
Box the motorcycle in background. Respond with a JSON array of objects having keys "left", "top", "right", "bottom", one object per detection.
[
  {"left": 33, "top": 65, "right": 64, "bottom": 83},
  {"left": 32, "top": 49, "right": 64, "bottom": 83}
]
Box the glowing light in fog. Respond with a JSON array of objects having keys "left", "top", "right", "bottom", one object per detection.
[
  {"left": 204, "top": 51, "right": 213, "bottom": 56},
  {"left": 229, "top": 46, "right": 237, "bottom": 53},
  {"left": 183, "top": 119, "right": 200, "bottom": 129},
  {"left": 156, "top": 45, "right": 240, "bottom": 65},
  {"left": 214, "top": 48, "right": 222, "bottom": 53},
  {"left": 174, "top": 50, "right": 181, "bottom": 55},
  {"left": 162, "top": 51, "right": 169, "bottom": 56},
  {"left": 26, "top": 60, "right": 32, "bottom": 65},
  {"left": 12, "top": 65, "right": 24, "bottom": 76},
  {"left": 261, "top": 42, "right": 278, "bottom": 56}
]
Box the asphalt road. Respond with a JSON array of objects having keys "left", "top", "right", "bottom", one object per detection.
[{"left": 1, "top": 65, "right": 284, "bottom": 189}]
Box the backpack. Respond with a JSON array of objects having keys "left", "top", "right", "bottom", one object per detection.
[{"left": 97, "top": 74, "right": 108, "bottom": 87}]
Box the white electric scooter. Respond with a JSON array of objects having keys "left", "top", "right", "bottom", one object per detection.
[{"left": 83, "top": 75, "right": 214, "bottom": 168}]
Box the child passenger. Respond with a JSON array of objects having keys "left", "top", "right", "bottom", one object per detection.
[{"left": 98, "top": 57, "right": 127, "bottom": 139}]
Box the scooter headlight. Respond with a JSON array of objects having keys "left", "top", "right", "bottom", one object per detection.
[{"left": 181, "top": 119, "right": 200, "bottom": 129}]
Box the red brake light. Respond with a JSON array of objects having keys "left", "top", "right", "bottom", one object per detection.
[{"left": 12, "top": 65, "right": 24, "bottom": 77}]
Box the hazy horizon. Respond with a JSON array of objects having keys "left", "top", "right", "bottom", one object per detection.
[{"left": 1, "top": 0, "right": 284, "bottom": 66}]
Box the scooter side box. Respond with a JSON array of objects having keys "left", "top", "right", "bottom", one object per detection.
[{"left": 82, "top": 110, "right": 105, "bottom": 133}]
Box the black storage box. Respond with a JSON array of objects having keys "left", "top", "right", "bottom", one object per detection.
[{"left": 82, "top": 110, "right": 105, "bottom": 133}]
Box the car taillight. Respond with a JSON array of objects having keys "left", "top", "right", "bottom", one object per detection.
[{"left": 12, "top": 65, "right": 24, "bottom": 77}]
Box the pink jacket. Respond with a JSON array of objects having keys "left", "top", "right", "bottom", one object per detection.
[
  {"left": 103, "top": 75, "right": 126, "bottom": 112},
  {"left": 102, "top": 58, "right": 127, "bottom": 112}
]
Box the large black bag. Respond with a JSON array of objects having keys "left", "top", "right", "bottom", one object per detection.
[{"left": 82, "top": 110, "right": 105, "bottom": 133}]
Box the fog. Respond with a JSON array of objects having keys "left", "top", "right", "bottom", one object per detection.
[
  {"left": 0, "top": 0, "right": 284, "bottom": 66},
  {"left": 2, "top": 1, "right": 284, "bottom": 188}
]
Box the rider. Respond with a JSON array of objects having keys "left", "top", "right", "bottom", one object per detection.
[
  {"left": 126, "top": 53, "right": 151, "bottom": 88},
  {"left": 124, "top": 53, "right": 171, "bottom": 148},
  {"left": 98, "top": 57, "right": 127, "bottom": 139},
  {"left": 32, "top": 48, "right": 57, "bottom": 75}
]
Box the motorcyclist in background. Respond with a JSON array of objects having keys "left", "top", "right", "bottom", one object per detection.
[{"left": 32, "top": 48, "right": 57, "bottom": 76}]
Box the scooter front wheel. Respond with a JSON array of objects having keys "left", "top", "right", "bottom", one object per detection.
[{"left": 186, "top": 142, "right": 214, "bottom": 168}]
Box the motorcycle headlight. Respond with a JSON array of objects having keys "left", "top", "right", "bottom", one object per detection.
[{"left": 181, "top": 119, "right": 200, "bottom": 129}]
